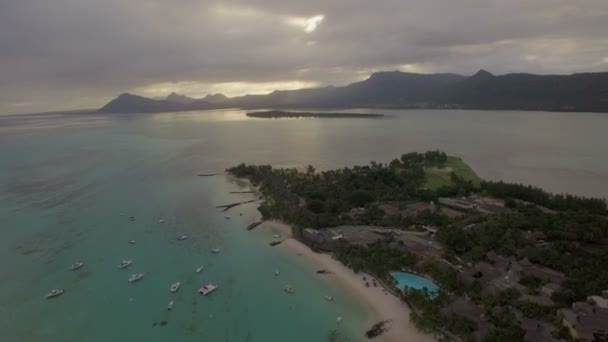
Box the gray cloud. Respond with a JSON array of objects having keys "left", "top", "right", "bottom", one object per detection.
[{"left": 1, "top": 0, "right": 607, "bottom": 114}]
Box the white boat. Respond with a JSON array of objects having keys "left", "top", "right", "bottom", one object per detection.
[
  {"left": 211, "top": 248, "right": 221, "bottom": 254},
  {"left": 158, "top": 219, "right": 166, "bottom": 223},
  {"left": 272, "top": 234, "right": 281, "bottom": 239},
  {"left": 128, "top": 273, "right": 144, "bottom": 282},
  {"left": 324, "top": 295, "right": 334, "bottom": 302},
  {"left": 118, "top": 260, "right": 132, "bottom": 269},
  {"left": 167, "top": 301, "right": 174, "bottom": 311},
  {"left": 177, "top": 235, "right": 188, "bottom": 241},
  {"left": 336, "top": 316, "right": 342, "bottom": 324},
  {"left": 46, "top": 289, "right": 65, "bottom": 298},
  {"left": 71, "top": 261, "right": 84, "bottom": 270},
  {"left": 196, "top": 266, "right": 204, "bottom": 273},
  {"left": 274, "top": 270, "right": 280, "bottom": 276},
  {"left": 199, "top": 283, "right": 218, "bottom": 295},
  {"left": 128, "top": 240, "right": 136, "bottom": 244},
  {"left": 284, "top": 285, "right": 295, "bottom": 294},
  {"left": 170, "top": 282, "right": 181, "bottom": 293}
]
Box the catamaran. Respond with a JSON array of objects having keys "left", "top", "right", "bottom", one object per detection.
[
  {"left": 284, "top": 285, "right": 295, "bottom": 294},
  {"left": 46, "top": 289, "right": 65, "bottom": 298},
  {"left": 118, "top": 260, "right": 132, "bottom": 269},
  {"left": 71, "top": 261, "right": 84, "bottom": 270},
  {"left": 199, "top": 283, "right": 218, "bottom": 295},
  {"left": 128, "top": 273, "right": 144, "bottom": 282},
  {"left": 170, "top": 282, "right": 181, "bottom": 293}
]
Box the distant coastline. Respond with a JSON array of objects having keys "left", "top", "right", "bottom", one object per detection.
[
  {"left": 96, "top": 70, "right": 608, "bottom": 114},
  {"left": 246, "top": 110, "right": 385, "bottom": 119}
]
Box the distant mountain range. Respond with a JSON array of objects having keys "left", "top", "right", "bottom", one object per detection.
[{"left": 99, "top": 70, "right": 608, "bottom": 113}]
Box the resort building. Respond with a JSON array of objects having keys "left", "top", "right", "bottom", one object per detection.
[
  {"left": 438, "top": 197, "right": 477, "bottom": 211},
  {"left": 587, "top": 290, "right": 608, "bottom": 309},
  {"left": 559, "top": 302, "right": 608, "bottom": 341},
  {"left": 541, "top": 283, "right": 563, "bottom": 297},
  {"left": 519, "top": 317, "right": 559, "bottom": 342}
]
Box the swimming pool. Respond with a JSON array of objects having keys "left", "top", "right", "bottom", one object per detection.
[{"left": 390, "top": 272, "right": 440, "bottom": 296}]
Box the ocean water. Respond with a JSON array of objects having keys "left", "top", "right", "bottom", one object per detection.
[
  {"left": 0, "top": 114, "right": 368, "bottom": 341},
  {"left": 0, "top": 108, "right": 607, "bottom": 341}
]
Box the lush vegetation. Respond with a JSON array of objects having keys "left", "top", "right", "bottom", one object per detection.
[
  {"left": 481, "top": 180, "right": 606, "bottom": 214},
  {"left": 333, "top": 240, "right": 417, "bottom": 277},
  {"left": 437, "top": 205, "right": 608, "bottom": 301},
  {"left": 228, "top": 151, "right": 480, "bottom": 230},
  {"left": 228, "top": 152, "right": 608, "bottom": 341}
]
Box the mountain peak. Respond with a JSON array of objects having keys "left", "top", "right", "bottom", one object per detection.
[
  {"left": 202, "top": 93, "right": 228, "bottom": 103},
  {"left": 166, "top": 92, "right": 196, "bottom": 104},
  {"left": 472, "top": 69, "right": 494, "bottom": 79},
  {"left": 117, "top": 92, "right": 138, "bottom": 99}
]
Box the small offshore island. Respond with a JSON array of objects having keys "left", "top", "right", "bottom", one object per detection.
[
  {"left": 228, "top": 151, "right": 608, "bottom": 342},
  {"left": 246, "top": 110, "right": 385, "bottom": 119}
]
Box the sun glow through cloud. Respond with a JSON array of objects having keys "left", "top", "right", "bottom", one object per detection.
[
  {"left": 305, "top": 15, "right": 324, "bottom": 33},
  {"left": 284, "top": 14, "right": 325, "bottom": 33}
]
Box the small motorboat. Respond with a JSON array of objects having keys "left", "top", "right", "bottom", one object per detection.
[
  {"left": 128, "top": 273, "right": 144, "bottom": 282},
  {"left": 128, "top": 240, "right": 136, "bottom": 244},
  {"left": 177, "top": 235, "right": 188, "bottom": 241},
  {"left": 274, "top": 270, "right": 280, "bottom": 276},
  {"left": 324, "top": 295, "right": 334, "bottom": 302},
  {"left": 199, "top": 283, "right": 218, "bottom": 295},
  {"left": 336, "top": 316, "right": 342, "bottom": 324},
  {"left": 224, "top": 216, "right": 231, "bottom": 220},
  {"left": 118, "top": 260, "right": 132, "bottom": 269},
  {"left": 269, "top": 241, "right": 282, "bottom": 247},
  {"left": 272, "top": 234, "right": 281, "bottom": 239},
  {"left": 128, "top": 216, "right": 136, "bottom": 221},
  {"left": 71, "top": 261, "right": 84, "bottom": 271},
  {"left": 284, "top": 285, "right": 295, "bottom": 294},
  {"left": 211, "top": 248, "right": 221, "bottom": 254},
  {"left": 196, "top": 266, "right": 204, "bottom": 273},
  {"left": 158, "top": 219, "right": 166, "bottom": 224},
  {"left": 316, "top": 269, "right": 329, "bottom": 274},
  {"left": 170, "top": 282, "right": 181, "bottom": 293},
  {"left": 46, "top": 289, "right": 65, "bottom": 299},
  {"left": 167, "top": 301, "right": 174, "bottom": 311}
]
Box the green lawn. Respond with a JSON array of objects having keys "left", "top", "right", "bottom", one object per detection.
[
  {"left": 423, "top": 156, "right": 482, "bottom": 190},
  {"left": 445, "top": 156, "right": 482, "bottom": 186}
]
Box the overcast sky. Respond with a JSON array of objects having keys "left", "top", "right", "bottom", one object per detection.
[{"left": 1, "top": 0, "right": 607, "bottom": 114}]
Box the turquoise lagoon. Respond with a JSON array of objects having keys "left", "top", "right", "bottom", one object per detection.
[
  {"left": 1, "top": 108, "right": 608, "bottom": 340},
  {"left": 0, "top": 112, "right": 369, "bottom": 341}
]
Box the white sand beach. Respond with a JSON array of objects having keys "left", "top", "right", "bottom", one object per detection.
[{"left": 262, "top": 220, "right": 435, "bottom": 342}]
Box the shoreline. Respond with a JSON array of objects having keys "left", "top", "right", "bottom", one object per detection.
[{"left": 261, "top": 220, "right": 435, "bottom": 342}]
